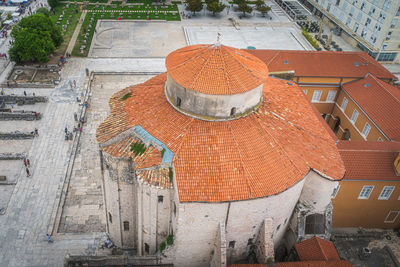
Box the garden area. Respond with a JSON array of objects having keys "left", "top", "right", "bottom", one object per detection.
[{"left": 49, "top": 4, "right": 82, "bottom": 57}]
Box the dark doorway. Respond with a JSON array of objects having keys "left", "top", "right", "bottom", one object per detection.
[{"left": 333, "top": 117, "right": 341, "bottom": 133}]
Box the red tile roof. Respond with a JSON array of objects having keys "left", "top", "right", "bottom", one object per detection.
[
  {"left": 166, "top": 44, "right": 269, "bottom": 95},
  {"left": 341, "top": 74, "right": 400, "bottom": 141},
  {"left": 97, "top": 73, "right": 345, "bottom": 202},
  {"left": 295, "top": 236, "right": 340, "bottom": 262},
  {"left": 137, "top": 167, "right": 172, "bottom": 189},
  {"left": 246, "top": 50, "right": 396, "bottom": 80},
  {"left": 338, "top": 141, "right": 400, "bottom": 181},
  {"left": 230, "top": 261, "right": 353, "bottom": 267},
  {"left": 103, "top": 136, "right": 162, "bottom": 170}
]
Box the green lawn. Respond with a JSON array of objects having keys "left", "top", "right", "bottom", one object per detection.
[{"left": 50, "top": 4, "right": 82, "bottom": 55}]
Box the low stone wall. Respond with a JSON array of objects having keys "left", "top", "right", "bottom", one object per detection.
[
  {"left": 0, "top": 152, "right": 26, "bottom": 160},
  {"left": 63, "top": 255, "right": 165, "bottom": 267},
  {"left": 0, "top": 131, "right": 35, "bottom": 140},
  {"left": 0, "top": 95, "right": 48, "bottom": 105},
  {"left": 0, "top": 111, "right": 42, "bottom": 121}
]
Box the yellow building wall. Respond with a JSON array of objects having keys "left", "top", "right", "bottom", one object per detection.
[
  {"left": 300, "top": 85, "right": 339, "bottom": 115},
  {"left": 329, "top": 91, "right": 388, "bottom": 141},
  {"left": 333, "top": 180, "right": 400, "bottom": 229}
]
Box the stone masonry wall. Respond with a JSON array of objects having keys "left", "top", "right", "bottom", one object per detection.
[
  {"left": 255, "top": 218, "right": 275, "bottom": 264},
  {"left": 210, "top": 222, "right": 227, "bottom": 267},
  {"left": 173, "top": 179, "right": 305, "bottom": 266}
]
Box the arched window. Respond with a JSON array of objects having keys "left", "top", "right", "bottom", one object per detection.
[
  {"left": 341, "top": 129, "right": 351, "bottom": 140},
  {"left": 176, "top": 97, "right": 181, "bottom": 107},
  {"left": 230, "top": 107, "right": 236, "bottom": 116}
]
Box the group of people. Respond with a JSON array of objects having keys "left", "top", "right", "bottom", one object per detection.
[{"left": 1, "top": 53, "right": 7, "bottom": 60}]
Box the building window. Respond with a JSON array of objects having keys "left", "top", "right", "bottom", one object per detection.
[
  {"left": 362, "top": 123, "right": 371, "bottom": 138},
  {"left": 350, "top": 109, "right": 359, "bottom": 123},
  {"left": 384, "top": 211, "right": 400, "bottom": 223},
  {"left": 354, "top": 22, "right": 359, "bottom": 33},
  {"left": 386, "top": 32, "right": 392, "bottom": 40},
  {"left": 176, "top": 97, "right": 181, "bottom": 107},
  {"left": 358, "top": 185, "right": 374, "bottom": 199},
  {"left": 305, "top": 214, "right": 325, "bottom": 235},
  {"left": 379, "top": 186, "right": 395, "bottom": 200},
  {"left": 383, "top": 0, "right": 391, "bottom": 11},
  {"left": 327, "top": 91, "right": 336, "bottom": 102},
  {"left": 368, "top": 7, "right": 375, "bottom": 16},
  {"left": 340, "top": 97, "right": 348, "bottom": 111},
  {"left": 332, "top": 185, "right": 340, "bottom": 198},
  {"left": 335, "top": 0, "right": 340, "bottom": 6},
  {"left": 229, "top": 241, "right": 236, "bottom": 248},
  {"left": 303, "top": 89, "right": 308, "bottom": 95},
  {"left": 349, "top": 6, "right": 355, "bottom": 17},
  {"left": 158, "top": 195, "right": 164, "bottom": 203},
  {"left": 346, "top": 17, "right": 352, "bottom": 26},
  {"left": 378, "top": 137, "right": 383, "bottom": 141},
  {"left": 360, "top": 2, "right": 365, "bottom": 10},
  {"left": 312, "top": 90, "right": 322, "bottom": 102},
  {"left": 365, "top": 18, "right": 371, "bottom": 27},
  {"left": 123, "top": 221, "right": 129, "bottom": 231},
  {"left": 356, "top": 12, "right": 362, "bottom": 23},
  {"left": 230, "top": 107, "right": 236, "bottom": 116},
  {"left": 145, "top": 243, "right": 150, "bottom": 253}
]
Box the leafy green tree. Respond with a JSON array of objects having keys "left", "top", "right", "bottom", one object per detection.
[
  {"left": 15, "top": 14, "right": 62, "bottom": 47},
  {"left": 48, "top": 0, "right": 59, "bottom": 10},
  {"left": 186, "top": 0, "right": 203, "bottom": 15},
  {"left": 237, "top": 2, "right": 252, "bottom": 16},
  {"left": 233, "top": 0, "right": 246, "bottom": 5},
  {"left": 205, "top": 0, "right": 215, "bottom": 5},
  {"left": 206, "top": 1, "right": 226, "bottom": 15},
  {"left": 9, "top": 14, "right": 62, "bottom": 63},
  {"left": 255, "top": 0, "right": 264, "bottom": 8},
  {"left": 9, "top": 28, "right": 55, "bottom": 63},
  {"left": 36, "top": 7, "right": 50, "bottom": 17},
  {"left": 257, "top": 5, "right": 270, "bottom": 16}
]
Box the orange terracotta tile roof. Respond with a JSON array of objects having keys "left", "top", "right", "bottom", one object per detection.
[
  {"left": 97, "top": 72, "right": 345, "bottom": 202},
  {"left": 166, "top": 44, "right": 269, "bottom": 95},
  {"left": 341, "top": 74, "right": 400, "bottom": 141},
  {"left": 295, "top": 236, "right": 340, "bottom": 262},
  {"left": 137, "top": 167, "right": 172, "bottom": 188},
  {"left": 337, "top": 141, "right": 400, "bottom": 181},
  {"left": 103, "top": 136, "right": 162, "bottom": 170},
  {"left": 246, "top": 50, "right": 396, "bottom": 80},
  {"left": 230, "top": 261, "right": 353, "bottom": 267}
]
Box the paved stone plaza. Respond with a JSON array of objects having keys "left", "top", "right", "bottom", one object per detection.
[{"left": 58, "top": 74, "right": 155, "bottom": 234}]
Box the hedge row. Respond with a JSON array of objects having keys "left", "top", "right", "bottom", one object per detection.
[{"left": 302, "top": 27, "right": 319, "bottom": 50}]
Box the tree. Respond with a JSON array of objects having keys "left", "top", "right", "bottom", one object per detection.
[
  {"left": 206, "top": 1, "right": 226, "bottom": 15},
  {"left": 15, "top": 14, "right": 62, "bottom": 47},
  {"left": 48, "top": 0, "right": 59, "bottom": 10},
  {"left": 255, "top": 0, "right": 264, "bottom": 8},
  {"left": 186, "top": 0, "right": 203, "bottom": 15},
  {"left": 9, "top": 28, "right": 55, "bottom": 63},
  {"left": 9, "top": 14, "right": 62, "bottom": 63},
  {"left": 36, "top": 7, "right": 50, "bottom": 17},
  {"left": 233, "top": 0, "right": 246, "bottom": 5},
  {"left": 257, "top": 5, "right": 270, "bottom": 17},
  {"left": 237, "top": 2, "right": 252, "bottom": 16}
]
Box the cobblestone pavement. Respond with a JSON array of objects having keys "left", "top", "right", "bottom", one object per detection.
[
  {"left": 0, "top": 57, "right": 165, "bottom": 267},
  {"left": 58, "top": 74, "right": 154, "bottom": 234}
]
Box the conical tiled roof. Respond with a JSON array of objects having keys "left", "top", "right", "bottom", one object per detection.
[{"left": 166, "top": 44, "right": 269, "bottom": 95}]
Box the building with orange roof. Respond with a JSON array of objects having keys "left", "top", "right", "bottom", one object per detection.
[
  {"left": 96, "top": 44, "right": 345, "bottom": 266},
  {"left": 247, "top": 49, "right": 399, "bottom": 142},
  {"left": 333, "top": 141, "right": 400, "bottom": 228}
]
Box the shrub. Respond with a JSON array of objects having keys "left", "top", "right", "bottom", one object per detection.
[
  {"left": 160, "top": 242, "right": 166, "bottom": 252},
  {"left": 167, "top": 234, "right": 174, "bottom": 245},
  {"left": 130, "top": 142, "right": 146, "bottom": 156},
  {"left": 302, "top": 28, "right": 319, "bottom": 49}
]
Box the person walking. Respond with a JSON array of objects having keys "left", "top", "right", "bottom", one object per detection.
[
  {"left": 73, "top": 80, "right": 76, "bottom": 88},
  {"left": 26, "top": 167, "right": 30, "bottom": 177},
  {"left": 34, "top": 128, "right": 38, "bottom": 136},
  {"left": 64, "top": 127, "right": 68, "bottom": 134},
  {"left": 23, "top": 158, "right": 27, "bottom": 167},
  {"left": 69, "top": 80, "right": 73, "bottom": 89},
  {"left": 24, "top": 91, "right": 27, "bottom": 96},
  {"left": 46, "top": 234, "right": 53, "bottom": 243},
  {"left": 27, "top": 159, "right": 30, "bottom": 167}
]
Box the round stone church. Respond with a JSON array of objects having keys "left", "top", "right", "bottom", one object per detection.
[{"left": 96, "top": 44, "right": 345, "bottom": 266}]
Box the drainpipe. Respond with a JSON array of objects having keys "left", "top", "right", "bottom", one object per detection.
[{"left": 137, "top": 183, "right": 143, "bottom": 255}]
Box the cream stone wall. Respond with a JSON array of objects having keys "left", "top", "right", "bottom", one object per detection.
[
  {"left": 102, "top": 151, "right": 173, "bottom": 252},
  {"left": 165, "top": 74, "right": 262, "bottom": 119},
  {"left": 173, "top": 178, "right": 305, "bottom": 266},
  {"left": 299, "top": 171, "right": 338, "bottom": 213}
]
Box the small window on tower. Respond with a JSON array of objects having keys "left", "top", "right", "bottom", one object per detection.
[
  {"left": 176, "top": 97, "right": 182, "bottom": 107},
  {"left": 145, "top": 243, "right": 150, "bottom": 253},
  {"left": 230, "top": 107, "right": 236, "bottom": 116},
  {"left": 123, "top": 221, "right": 129, "bottom": 231},
  {"left": 229, "top": 241, "right": 236, "bottom": 248},
  {"left": 158, "top": 195, "right": 164, "bottom": 203},
  {"left": 108, "top": 212, "right": 112, "bottom": 223}
]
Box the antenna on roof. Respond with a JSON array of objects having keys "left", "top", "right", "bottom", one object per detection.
[{"left": 215, "top": 33, "right": 222, "bottom": 47}]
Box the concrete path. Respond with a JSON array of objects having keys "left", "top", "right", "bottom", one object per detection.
[
  {"left": 65, "top": 11, "right": 87, "bottom": 56},
  {"left": 0, "top": 57, "right": 165, "bottom": 267}
]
